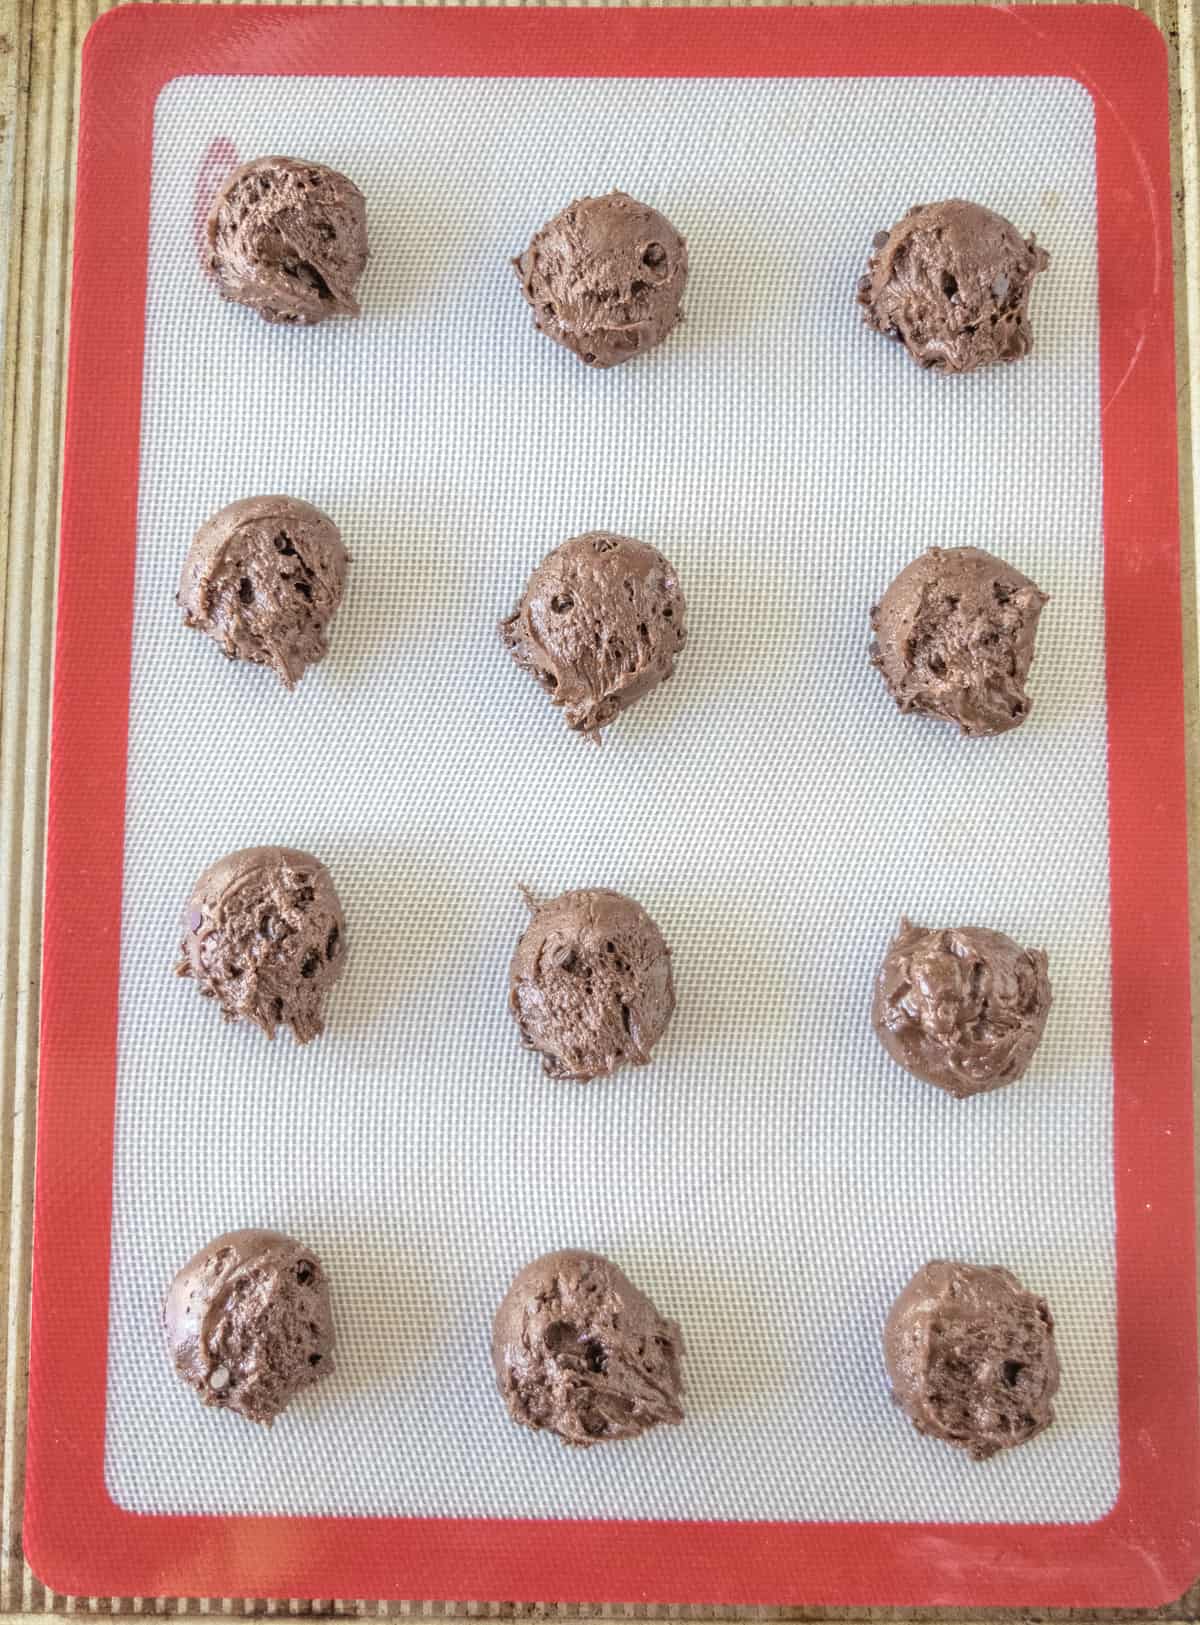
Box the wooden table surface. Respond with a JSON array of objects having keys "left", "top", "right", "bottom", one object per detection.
[{"left": 0, "top": 0, "right": 1195, "bottom": 1616}]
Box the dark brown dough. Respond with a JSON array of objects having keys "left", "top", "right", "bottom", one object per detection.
[
  {"left": 872, "top": 918, "right": 1052, "bottom": 1097},
  {"left": 492, "top": 1249, "right": 684, "bottom": 1446},
  {"left": 509, "top": 887, "right": 675, "bottom": 1082},
  {"left": 884, "top": 1260, "right": 1060, "bottom": 1459},
  {"left": 513, "top": 190, "right": 688, "bottom": 368},
  {"left": 175, "top": 845, "right": 346, "bottom": 1044},
  {"left": 858, "top": 199, "right": 1049, "bottom": 373},
  {"left": 870, "top": 546, "right": 1048, "bottom": 737},
  {"left": 208, "top": 156, "right": 368, "bottom": 326},
  {"left": 164, "top": 1228, "right": 336, "bottom": 1425},
  {"left": 500, "top": 531, "right": 687, "bottom": 741},
  {"left": 179, "top": 495, "right": 348, "bottom": 689}
]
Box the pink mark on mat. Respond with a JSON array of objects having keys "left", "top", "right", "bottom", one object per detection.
[{"left": 193, "top": 138, "right": 239, "bottom": 272}]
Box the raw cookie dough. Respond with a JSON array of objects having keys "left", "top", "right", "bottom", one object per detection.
[
  {"left": 513, "top": 190, "right": 688, "bottom": 368},
  {"left": 179, "top": 495, "right": 349, "bottom": 689},
  {"left": 509, "top": 887, "right": 675, "bottom": 1081},
  {"left": 858, "top": 199, "right": 1049, "bottom": 373},
  {"left": 500, "top": 531, "right": 687, "bottom": 740},
  {"left": 870, "top": 546, "right": 1048, "bottom": 736},
  {"left": 871, "top": 918, "right": 1052, "bottom": 1097},
  {"left": 176, "top": 845, "right": 346, "bottom": 1044},
  {"left": 492, "top": 1248, "right": 685, "bottom": 1446},
  {"left": 207, "top": 155, "right": 368, "bottom": 325},
  {"left": 164, "top": 1228, "right": 335, "bottom": 1425},
  {"left": 884, "top": 1260, "right": 1060, "bottom": 1459}
]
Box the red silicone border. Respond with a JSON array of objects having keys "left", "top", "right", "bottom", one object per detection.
[{"left": 27, "top": 4, "right": 1197, "bottom": 1607}]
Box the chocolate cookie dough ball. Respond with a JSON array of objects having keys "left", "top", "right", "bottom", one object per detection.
[
  {"left": 870, "top": 546, "right": 1048, "bottom": 736},
  {"left": 872, "top": 918, "right": 1051, "bottom": 1097},
  {"left": 513, "top": 190, "right": 688, "bottom": 368},
  {"left": 176, "top": 846, "right": 346, "bottom": 1044},
  {"left": 501, "top": 531, "right": 687, "bottom": 741},
  {"left": 164, "top": 1229, "right": 335, "bottom": 1425},
  {"left": 884, "top": 1261, "right": 1060, "bottom": 1459},
  {"left": 858, "top": 199, "right": 1049, "bottom": 372},
  {"left": 492, "top": 1249, "right": 685, "bottom": 1446},
  {"left": 179, "top": 495, "right": 349, "bottom": 689},
  {"left": 509, "top": 888, "right": 675, "bottom": 1082},
  {"left": 208, "top": 156, "right": 368, "bottom": 325}
]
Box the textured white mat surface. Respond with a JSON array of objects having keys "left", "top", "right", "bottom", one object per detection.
[{"left": 105, "top": 71, "right": 1114, "bottom": 1523}]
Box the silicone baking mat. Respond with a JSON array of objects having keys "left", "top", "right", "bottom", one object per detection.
[{"left": 26, "top": 3, "right": 1198, "bottom": 1609}]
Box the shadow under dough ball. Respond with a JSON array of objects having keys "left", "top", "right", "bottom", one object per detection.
[
  {"left": 164, "top": 1229, "right": 336, "bottom": 1425},
  {"left": 179, "top": 495, "right": 349, "bottom": 689},
  {"left": 509, "top": 887, "right": 675, "bottom": 1081},
  {"left": 176, "top": 845, "right": 347, "bottom": 1044},
  {"left": 871, "top": 918, "right": 1052, "bottom": 1097},
  {"left": 492, "top": 1249, "right": 685, "bottom": 1446},
  {"left": 513, "top": 190, "right": 688, "bottom": 368},
  {"left": 207, "top": 155, "right": 368, "bottom": 325},
  {"left": 500, "top": 531, "right": 687, "bottom": 741},
  {"left": 884, "top": 1260, "right": 1060, "bottom": 1459},
  {"left": 870, "top": 546, "right": 1048, "bottom": 736},
  {"left": 858, "top": 199, "right": 1049, "bottom": 373}
]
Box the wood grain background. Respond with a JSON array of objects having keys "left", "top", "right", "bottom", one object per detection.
[{"left": 0, "top": 0, "right": 1195, "bottom": 1615}]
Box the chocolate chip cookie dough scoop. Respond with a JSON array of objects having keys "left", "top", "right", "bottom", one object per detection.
[
  {"left": 858, "top": 199, "right": 1049, "bottom": 373},
  {"left": 870, "top": 546, "right": 1048, "bottom": 736},
  {"left": 176, "top": 846, "right": 346, "bottom": 1044},
  {"left": 884, "top": 1260, "right": 1060, "bottom": 1458},
  {"left": 509, "top": 887, "right": 676, "bottom": 1081},
  {"left": 179, "top": 495, "right": 349, "bottom": 689},
  {"left": 871, "top": 918, "right": 1052, "bottom": 1097},
  {"left": 207, "top": 155, "right": 368, "bottom": 325},
  {"left": 500, "top": 530, "right": 687, "bottom": 741},
  {"left": 164, "top": 1229, "right": 336, "bottom": 1425},
  {"left": 492, "top": 1249, "right": 685, "bottom": 1446},
  {"left": 513, "top": 190, "right": 688, "bottom": 368}
]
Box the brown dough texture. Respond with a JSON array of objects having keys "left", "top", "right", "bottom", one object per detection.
[
  {"left": 500, "top": 531, "right": 687, "bottom": 741},
  {"left": 509, "top": 887, "right": 675, "bottom": 1082},
  {"left": 492, "top": 1248, "right": 684, "bottom": 1446},
  {"left": 179, "top": 495, "right": 348, "bottom": 689},
  {"left": 870, "top": 546, "right": 1048, "bottom": 737},
  {"left": 176, "top": 845, "right": 346, "bottom": 1044},
  {"left": 513, "top": 190, "right": 688, "bottom": 368},
  {"left": 164, "top": 1228, "right": 336, "bottom": 1425},
  {"left": 884, "top": 1260, "right": 1059, "bottom": 1459},
  {"left": 858, "top": 199, "right": 1049, "bottom": 373},
  {"left": 208, "top": 156, "right": 368, "bottom": 325},
  {"left": 871, "top": 918, "right": 1052, "bottom": 1097}
]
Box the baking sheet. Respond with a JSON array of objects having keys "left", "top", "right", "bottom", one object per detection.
[{"left": 103, "top": 70, "right": 1117, "bottom": 1524}]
